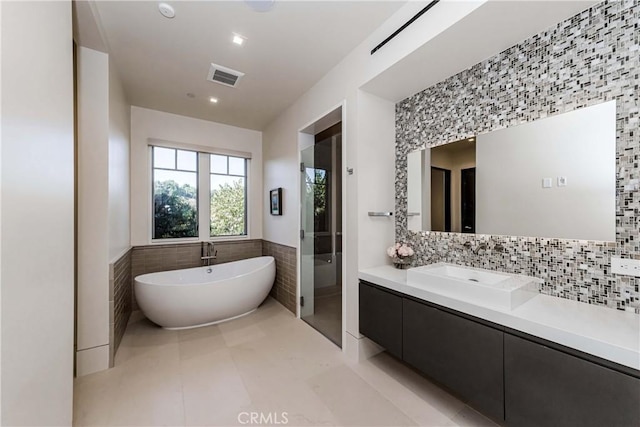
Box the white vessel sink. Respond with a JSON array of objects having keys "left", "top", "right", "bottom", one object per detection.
[{"left": 406, "top": 263, "right": 541, "bottom": 311}]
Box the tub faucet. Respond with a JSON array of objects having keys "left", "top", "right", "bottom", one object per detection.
[{"left": 201, "top": 242, "right": 217, "bottom": 266}]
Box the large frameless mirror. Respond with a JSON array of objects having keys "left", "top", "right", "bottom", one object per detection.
[{"left": 406, "top": 100, "right": 616, "bottom": 241}]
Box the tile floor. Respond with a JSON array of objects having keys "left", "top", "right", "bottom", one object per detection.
[{"left": 74, "top": 298, "right": 498, "bottom": 427}]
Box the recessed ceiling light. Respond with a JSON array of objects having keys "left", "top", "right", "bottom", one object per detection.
[
  {"left": 232, "top": 34, "right": 246, "bottom": 46},
  {"left": 186, "top": 93, "right": 195, "bottom": 98},
  {"left": 209, "top": 97, "right": 218, "bottom": 104},
  {"left": 158, "top": 3, "right": 175, "bottom": 19}
]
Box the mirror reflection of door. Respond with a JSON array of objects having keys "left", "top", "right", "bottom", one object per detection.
[
  {"left": 429, "top": 137, "right": 476, "bottom": 233},
  {"left": 431, "top": 167, "right": 451, "bottom": 232},
  {"left": 461, "top": 167, "right": 476, "bottom": 233}
]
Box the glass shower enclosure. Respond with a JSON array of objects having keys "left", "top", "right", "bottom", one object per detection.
[{"left": 299, "top": 123, "right": 342, "bottom": 346}]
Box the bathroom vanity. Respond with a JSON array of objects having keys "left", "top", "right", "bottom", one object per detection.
[{"left": 358, "top": 265, "right": 640, "bottom": 426}]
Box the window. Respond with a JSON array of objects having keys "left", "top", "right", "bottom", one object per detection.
[
  {"left": 151, "top": 146, "right": 248, "bottom": 240},
  {"left": 152, "top": 147, "right": 198, "bottom": 239},
  {"left": 210, "top": 154, "right": 247, "bottom": 237},
  {"left": 305, "top": 167, "right": 329, "bottom": 233}
]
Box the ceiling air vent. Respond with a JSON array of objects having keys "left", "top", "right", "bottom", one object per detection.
[{"left": 207, "top": 63, "right": 245, "bottom": 88}]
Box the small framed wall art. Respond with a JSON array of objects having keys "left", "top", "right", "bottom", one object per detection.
[{"left": 270, "top": 187, "right": 283, "bottom": 215}]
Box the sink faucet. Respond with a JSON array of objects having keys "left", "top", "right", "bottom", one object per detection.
[
  {"left": 201, "top": 241, "right": 217, "bottom": 266},
  {"left": 463, "top": 241, "right": 488, "bottom": 254},
  {"left": 474, "top": 242, "right": 488, "bottom": 254}
]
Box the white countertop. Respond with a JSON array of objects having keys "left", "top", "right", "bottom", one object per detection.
[{"left": 359, "top": 265, "right": 640, "bottom": 371}]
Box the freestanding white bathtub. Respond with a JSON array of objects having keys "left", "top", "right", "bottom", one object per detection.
[{"left": 134, "top": 256, "right": 275, "bottom": 330}]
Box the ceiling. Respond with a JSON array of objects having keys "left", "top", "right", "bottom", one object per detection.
[
  {"left": 90, "top": 0, "right": 405, "bottom": 131},
  {"left": 362, "top": 0, "right": 600, "bottom": 102}
]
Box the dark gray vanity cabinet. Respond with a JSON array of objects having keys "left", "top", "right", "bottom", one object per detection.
[
  {"left": 504, "top": 333, "right": 640, "bottom": 427},
  {"left": 359, "top": 280, "right": 640, "bottom": 426},
  {"left": 402, "top": 298, "right": 504, "bottom": 421},
  {"left": 358, "top": 282, "right": 403, "bottom": 358}
]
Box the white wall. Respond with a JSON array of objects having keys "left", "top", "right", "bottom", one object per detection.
[
  {"left": 356, "top": 91, "right": 396, "bottom": 269},
  {"left": 476, "top": 101, "right": 616, "bottom": 241},
  {"left": 76, "top": 46, "right": 110, "bottom": 374},
  {"left": 0, "top": 2, "right": 3, "bottom": 419},
  {"left": 262, "top": 1, "right": 484, "bottom": 359},
  {"left": 1, "top": 1, "right": 75, "bottom": 424},
  {"left": 130, "top": 107, "right": 263, "bottom": 246},
  {"left": 108, "top": 59, "right": 131, "bottom": 261},
  {"left": 262, "top": 1, "right": 484, "bottom": 247},
  {"left": 348, "top": 90, "right": 397, "bottom": 345},
  {"left": 76, "top": 46, "right": 131, "bottom": 375}
]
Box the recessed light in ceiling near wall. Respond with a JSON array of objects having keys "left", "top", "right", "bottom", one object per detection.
[
  {"left": 209, "top": 97, "right": 219, "bottom": 104},
  {"left": 158, "top": 3, "right": 175, "bottom": 19},
  {"left": 186, "top": 93, "right": 195, "bottom": 98},
  {"left": 232, "top": 34, "right": 246, "bottom": 46}
]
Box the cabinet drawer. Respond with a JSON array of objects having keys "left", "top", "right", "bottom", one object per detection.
[
  {"left": 505, "top": 333, "right": 640, "bottom": 427},
  {"left": 403, "top": 298, "right": 504, "bottom": 421},
  {"left": 359, "top": 281, "right": 402, "bottom": 358}
]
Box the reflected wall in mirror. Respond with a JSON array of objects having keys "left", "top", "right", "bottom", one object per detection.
[{"left": 407, "top": 100, "right": 616, "bottom": 241}]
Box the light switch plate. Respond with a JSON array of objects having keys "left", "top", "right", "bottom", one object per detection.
[
  {"left": 611, "top": 256, "right": 640, "bottom": 277},
  {"left": 542, "top": 178, "right": 552, "bottom": 188}
]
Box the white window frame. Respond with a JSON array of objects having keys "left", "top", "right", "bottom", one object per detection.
[
  {"left": 208, "top": 154, "right": 249, "bottom": 240},
  {"left": 148, "top": 142, "right": 251, "bottom": 243}
]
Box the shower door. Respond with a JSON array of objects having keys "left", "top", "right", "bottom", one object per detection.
[{"left": 299, "top": 124, "right": 342, "bottom": 347}]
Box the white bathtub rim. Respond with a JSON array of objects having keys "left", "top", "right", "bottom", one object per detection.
[
  {"left": 162, "top": 308, "right": 257, "bottom": 330},
  {"left": 134, "top": 255, "right": 275, "bottom": 329}
]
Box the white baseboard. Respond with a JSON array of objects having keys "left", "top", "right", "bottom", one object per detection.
[{"left": 76, "top": 344, "right": 109, "bottom": 376}]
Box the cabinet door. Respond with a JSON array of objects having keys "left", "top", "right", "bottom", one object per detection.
[
  {"left": 358, "top": 282, "right": 402, "bottom": 358},
  {"left": 403, "top": 298, "right": 504, "bottom": 421},
  {"left": 504, "top": 333, "right": 640, "bottom": 427}
]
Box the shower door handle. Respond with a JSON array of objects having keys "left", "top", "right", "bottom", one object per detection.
[{"left": 300, "top": 229, "right": 305, "bottom": 240}]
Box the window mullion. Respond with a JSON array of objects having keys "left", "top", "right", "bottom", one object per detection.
[{"left": 198, "top": 153, "right": 210, "bottom": 241}]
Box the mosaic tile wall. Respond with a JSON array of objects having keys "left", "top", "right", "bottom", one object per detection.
[
  {"left": 109, "top": 249, "right": 132, "bottom": 366},
  {"left": 395, "top": 0, "right": 640, "bottom": 313},
  {"left": 262, "top": 240, "right": 297, "bottom": 314}
]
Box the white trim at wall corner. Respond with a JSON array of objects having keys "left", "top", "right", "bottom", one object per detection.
[{"left": 109, "top": 246, "right": 132, "bottom": 264}]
